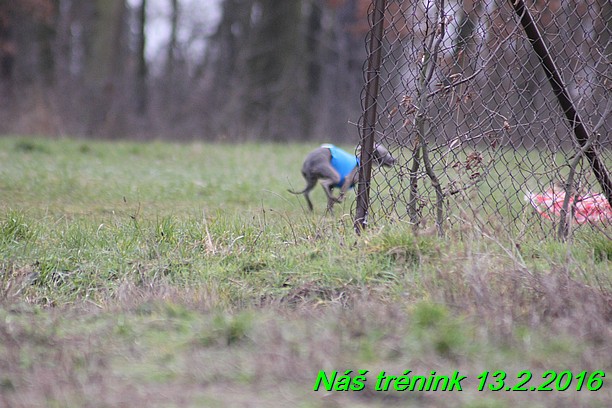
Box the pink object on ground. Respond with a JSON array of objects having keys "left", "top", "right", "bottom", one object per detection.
[{"left": 525, "top": 189, "right": 612, "bottom": 224}]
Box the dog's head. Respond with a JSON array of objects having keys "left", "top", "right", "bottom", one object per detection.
[
  {"left": 372, "top": 144, "right": 396, "bottom": 167},
  {"left": 356, "top": 144, "right": 396, "bottom": 167}
]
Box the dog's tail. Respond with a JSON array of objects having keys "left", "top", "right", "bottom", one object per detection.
[{"left": 287, "top": 187, "right": 314, "bottom": 211}]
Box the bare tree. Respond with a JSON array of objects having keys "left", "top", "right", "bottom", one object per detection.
[
  {"left": 136, "top": 0, "right": 148, "bottom": 116},
  {"left": 82, "top": 0, "right": 128, "bottom": 136}
]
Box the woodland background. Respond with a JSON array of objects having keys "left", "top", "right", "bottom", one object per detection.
[
  {"left": 0, "top": 0, "right": 376, "bottom": 141},
  {"left": 1, "top": 1, "right": 610, "bottom": 143}
]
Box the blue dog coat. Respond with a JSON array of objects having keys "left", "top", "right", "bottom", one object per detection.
[{"left": 321, "top": 144, "right": 359, "bottom": 188}]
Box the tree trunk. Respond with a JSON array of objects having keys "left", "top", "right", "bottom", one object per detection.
[
  {"left": 0, "top": 4, "right": 15, "bottom": 83},
  {"left": 83, "top": 0, "right": 127, "bottom": 136},
  {"left": 136, "top": 0, "right": 147, "bottom": 115},
  {"left": 166, "top": 0, "right": 178, "bottom": 79},
  {"left": 242, "top": 0, "right": 306, "bottom": 140},
  {"left": 451, "top": 0, "right": 482, "bottom": 75}
]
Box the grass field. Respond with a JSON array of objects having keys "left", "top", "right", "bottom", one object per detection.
[{"left": 1, "top": 136, "right": 611, "bottom": 407}]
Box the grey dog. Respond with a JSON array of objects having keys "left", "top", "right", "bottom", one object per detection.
[{"left": 288, "top": 143, "right": 396, "bottom": 212}]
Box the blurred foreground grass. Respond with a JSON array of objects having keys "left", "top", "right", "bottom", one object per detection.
[{"left": 0, "top": 136, "right": 610, "bottom": 407}]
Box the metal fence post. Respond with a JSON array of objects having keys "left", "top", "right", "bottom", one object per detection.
[{"left": 354, "top": 0, "right": 387, "bottom": 234}]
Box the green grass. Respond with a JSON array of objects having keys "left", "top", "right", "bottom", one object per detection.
[{"left": 0, "top": 136, "right": 610, "bottom": 407}]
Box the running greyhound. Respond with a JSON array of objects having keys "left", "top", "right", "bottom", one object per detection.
[{"left": 288, "top": 143, "right": 395, "bottom": 212}]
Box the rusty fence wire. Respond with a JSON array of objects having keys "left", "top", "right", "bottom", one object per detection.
[{"left": 355, "top": 0, "right": 612, "bottom": 239}]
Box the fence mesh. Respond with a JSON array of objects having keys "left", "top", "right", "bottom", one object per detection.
[{"left": 355, "top": 0, "right": 612, "bottom": 238}]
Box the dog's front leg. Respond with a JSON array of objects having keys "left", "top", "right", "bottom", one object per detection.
[
  {"left": 337, "top": 168, "right": 359, "bottom": 202},
  {"left": 320, "top": 179, "right": 341, "bottom": 212}
]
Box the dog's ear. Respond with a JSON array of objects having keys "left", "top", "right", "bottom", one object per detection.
[
  {"left": 356, "top": 143, "right": 383, "bottom": 160},
  {"left": 372, "top": 143, "right": 383, "bottom": 158}
]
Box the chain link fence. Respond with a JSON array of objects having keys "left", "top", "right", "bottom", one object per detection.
[{"left": 354, "top": 0, "right": 612, "bottom": 239}]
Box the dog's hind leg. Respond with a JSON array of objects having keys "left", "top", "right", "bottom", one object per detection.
[
  {"left": 288, "top": 172, "right": 317, "bottom": 211},
  {"left": 302, "top": 177, "right": 316, "bottom": 212},
  {"left": 317, "top": 168, "right": 342, "bottom": 213}
]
